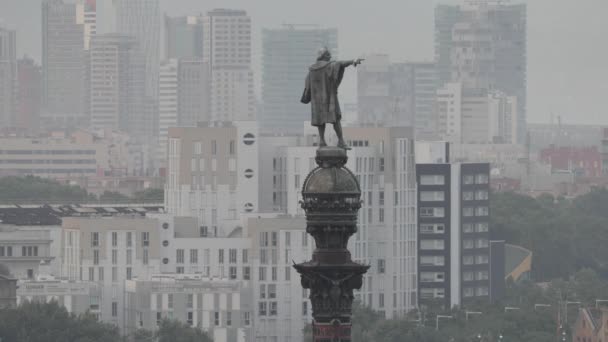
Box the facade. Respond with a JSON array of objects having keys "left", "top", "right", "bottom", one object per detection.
[
  {"left": 158, "top": 59, "right": 179, "bottom": 165},
  {"left": 416, "top": 143, "right": 504, "bottom": 308},
  {"left": 0, "top": 274, "right": 17, "bottom": 309},
  {"left": 264, "top": 127, "right": 418, "bottom": 318},
  {"left": 164, "top": 15, "right": 204, "bottom": 59},
  {"left": 0, "top": 26, "right": 16, "bottom": 131},
  {"left": 437, "top": 83, "right": 518, "bottom": 144},
  {"left": 42, "top": 0, "right": 87, "bottom": 130},
  {"left": 114, "top": 0, "right": 160, "bottom": 100},
  {"left": 125, "top": 275, "right": 251, "bottom": 342},
  {"left": 539, "top": 146, "right": 602, "bottom": 178},
  {"left": 177, "top": 58, "right": 210, "bottom": 127},
  {"left": 203, "top": 9, "right": 255, "bottom": 122},
  {"left": 357, "top": 55, "right": 438, "bottom": 138},
  {"left": 261, "top": 25, "right": 338, "bottom": 134},
  {"left": 17, "top": 279, "right": 101, "bottom": 316},
  {"left": 89, "top": 34, "right": 145, "bottom": 136},
  {"left": 77, "top": 0, "right": 97, "bottom": 50},
  {"left": 603, "top": 128, "right": 608, "bottom": 176},
  {"left": 15, "top": 57, "right": 42, "bottom": 134},
  {"left": 435, "top": 3, "right": 527, "bottom": 143},
  {"left": 0, "top": 226, "right": 55, "bottom": 280},
  {"left": 165, "top": 122, "right": 259, "bottom": 232}
]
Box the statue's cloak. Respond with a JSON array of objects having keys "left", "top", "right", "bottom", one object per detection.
[{"left": 301, "top": 60, "right": 346, "bottom": 126}]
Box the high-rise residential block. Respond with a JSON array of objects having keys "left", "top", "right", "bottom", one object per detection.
[
  {"left": 0, "top": 26, "right": 16, "bottom": 131},
  {"left": 261, "top": 25, "right": 337, "bottom": 134},
  {"left": 42, "top": 0, "right": 87, "bottom": 129},
  {"left": 177, "top": 59, "right": 210, "bottom": 126},
  {"left": 202, "top": 9, "right": 255, "bottom": 122},
  {"left": 435, "top": 3, "right": 526, "bottom": 142},
  {"left": 164, "top": 15, "right": 204, "bottom": 59}
]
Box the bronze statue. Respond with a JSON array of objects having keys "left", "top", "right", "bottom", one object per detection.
[{"left": 301, "top": 47, "right": 363, "bottom": 149}]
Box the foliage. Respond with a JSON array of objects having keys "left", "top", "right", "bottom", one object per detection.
[
  {"left": 133, "top": 188, "right": 164, "bottom": 202},
  {"left": 491, "top": 189, "right": 608, "bottom": 280},
  {"left": 0, "top": 301, "right": 120, "bottom": 342},
  {"left": 98, "top": 191, "right": 130, "bottom": 202},
  {"left": 0, "top": 175, "right": 92, "bottom": 203},
  {"left": 156, "top": 319, "right": 213, "bottom": 342}
]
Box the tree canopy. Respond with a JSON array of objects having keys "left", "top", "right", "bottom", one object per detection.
[{"left": 133, "top": 319, "right": 213, "bottom": 342}]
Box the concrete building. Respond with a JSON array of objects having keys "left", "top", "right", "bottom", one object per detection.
[
  {"left": 263, "top": 127, "right": 419, "bottom": 318},
  {"left": 164, "top": 15, "right": 204, "bottom": 59},
  {"left": 0, "top": 26, "right": 16, "bottom": 131},
  {"left": 0, "top": 226, "right": 55, "bottom": 280},
  {"left": 357, "top": 55, "right": 438, "bottom": 138},
  {"left": 17, "top": 279, "right": 101, "bottom": 316},
  {"left": 158, "top": 59, "right": 179, "bottom": 165},
  {"left": 416, "top": 142, "right": 504, "bottom": 308},
  {"left": 42, "top": 0, "right": 87, "bottom": 130},
  {"left": 435, "top": 3, "right": 527, "bottom": 143},
  {"left": 203, "top": 9, "right": 255, "bottom": 122},
  {"left": 125, "top": 275, "right": 252, "bottom": 342},
  {"left": 15, "top": 57, "right": 42, "bottom": 134},
  {"left": 539, "top": 146, "right": 602, "bottom": 178},
  {"left": 89, "top": 34, "right": 145, "bottom": 136},
  {"left": 77, "top": 0, "right": 97, "bottom": 50},
  {"left": 177, "top": 58, "right": 210, "bottom": 127},
  {"left": 437, "top": 83, "right": 518, "bottom": 144},
  {"left": 165, "top": 122, "right": 259, "bottom": 232},
  {"left": 0, "top": 273, "right": 17, "bottom": 309},
  {"left": 261, "top": 25, "right": 337, "bottom": 134}
]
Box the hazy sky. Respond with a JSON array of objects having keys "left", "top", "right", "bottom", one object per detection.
[{"left": 1, "top": 0, "right": 607, "bottom": 125}]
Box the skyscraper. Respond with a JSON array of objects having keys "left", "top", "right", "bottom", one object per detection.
[
  {"left": 16, "top": 57, "right": 42, "bottom": 134},
  {"left": 42, "top": 0, "right": 86, "bottom": 129},
  {"left": 89, "top": 34, "right": 144, "bottom": 135},
  {"left": 177, "top": 59, "right": 210, "bottom": 127},
  {"left": 0, "top": 26, "right": 16, "bottom": 131},
  {"left": 114, "top": 0, "right": 160, "bottom": 100},
  {"left": 77, "top": 0, "right": 97, "bottom": 50},
  {"left": 435, "top": 3, "right": 526, "bottom": 142},
  {"left": 157, "top": 59, "right": 178, "bottom": 164},
  {"left": 261, "top": 25, "right": 337, "bottom": 134},
  {"left": 164, "top": 15, "right": 204, "bottom": 60},
  {"left": 202, "top": 9, "right": 255, "bottom": 122}
]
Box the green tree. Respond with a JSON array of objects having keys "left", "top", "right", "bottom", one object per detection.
[
  {"left": 156, "top": 319, "right": 213, "bottom": 342},
  {"left": 133, "top": 188, "right": 164, "bottom": 203},
  {"left": 98, "top": 191, "right": 130, "bottom": 203},
  {"left": 0, "top": 175, "right": 92, "bottom": 203}
]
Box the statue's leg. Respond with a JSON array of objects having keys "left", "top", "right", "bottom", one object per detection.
[
  {"left": 334, "top": 121, "right": 350, "bottom": 150},
  {"left": 318, "top": 125, "right": 327, "bottom": 147}
]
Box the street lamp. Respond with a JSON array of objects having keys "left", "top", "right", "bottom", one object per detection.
[
  {"left": 466, "top": 311, "right": 483, "bottom": 321},
  {"left": 504, "top": 306, "right": 520, "bottom": 313},
  {"left": 436, "top": 315, "right": 453, "bottom": 331}
]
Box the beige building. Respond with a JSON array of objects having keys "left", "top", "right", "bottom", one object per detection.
[{"left": 165, "top": 122, "right": 259, "bottom": 234}]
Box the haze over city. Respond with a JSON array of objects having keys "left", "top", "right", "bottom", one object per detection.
[{"left": 1, "top": 1, "right": 608, "bottom": 342}]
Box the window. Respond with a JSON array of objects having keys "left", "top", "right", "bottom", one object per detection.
[
  {"left": 92, "top": 232, "right": 99, "bottom": 247},
  {"left": 475, "top": 190, "right": 489, "bottom": 200},
  {"left": 285, "top": 267, "right": 291, "bottom": 281},
  {"left": 420, "top": 272, "right": 445, "bottom": 282},
  {"left": 226, "top": 312, "right": 232, "bottom": 326},
  {"left": 259, "top": 232, "right": 268, "bottom": 247},
  {"left": 477, "top": 238, "right": 489, "bottom": 248},
  {"left": 187, "top": 312, "right": 193, "bottom": 326},
  {"left": 142, "top": 232, "right": 149, "bottom": 247},
  {"left": 143, "top": 249, "right": 149, "bottom": 265},
  {"left": 476, "top": 207, "right": 489, "bottom": 216},
  {"left": 476, "top": 223, "right": 489, "bottom": 232},
  {"left": 379, "top": 293, "right": 384, "bottom": 308},
  {"left": 112, "top": 302, "right": 118, "bottom": 317},
  {"left": 463, "top": 255, "right": 474, "bottom": 265},
  {"left": 0, "top": 246, "right": 4, "bottom": 257},
  {"left": 126, "top": 267, "right": 132, "bottom": 280},
  {"left": 89, "top": 267, "right": 94, "bottom": 281},
  {"left": 242, "top": 249, "right": 248, "bottom": 263},
  {"left": 475, "top": 174, "right": 489, "bottom": 184},
  {"left": 176, "top": 249, "right": 184, "bottom": 263},
  {"left": 6, "top": 246, "right": 11, "bottom": 257},
  {"left": 285, "top": 232, "right": 291, "bottom": 247},
  {"left": 98, "top": 267, "right": 104, "bottom": 281},
  {"left": 463, "top": 223, "right": 474, "bottom": 233},
  {"left": 420, "top": 224, "right": 445, "bottom": 234},
  {"left": 126, "top": 232, "right": 132, "bottom": 247},
  {"left": 462, "top": 191, "right": 474, "bottom": 201},
  {"left": 112, "top": 267, "right": 117, "bottom": 282},
  {"left": 268, "top": 284, "right": 277, "bottom": 299},
  {"left": 463, "top": 239, "right": 475, "bottom": 249},
  {"left": 211, "top": 140, "right": 217, "bottom": 155},
  {"left": 379, "top": 158, "right": 385, "bottom": 172},
  {"left": 271, "top": 232, "right": 278, "bottom": 246},
  {"left": 476, "top": 255, "right": 489, "bottom": 264},
  {"left": 259, "top": 302, "right": 267, "bottom": 316},
  {"left": 420, "top": 256, "right": 445, "bottom": 266},
  {"left": 271, "top": 267, "right": 277, "bottom": 281},
  {"left": 230, "top": 266, "right": 237, "bottom": 279},
  {"left": 379, "top": 208, "right": 384, "bottom": 223},
  {"left": 270, "top": 302, "right": 278, "bottom": 316},
  {"left": 194, "top": 141, "right": 202, "bottom": 154},
  {"left": 229, "top": 140, "right": 235, "bottom": 154},
  {"left": 302, "top": 302, "right": 308, "bottom": 316},
  {"left": 200, "top": 226, "right": 208, "bottom": 237},
  {"left": 112, "top": 250, "right": 118, "bottom": 264},
  {"left": 259, "top": 267, "right": 266, "bottom": 281},
  {"left": 112, "top": 232, "right": 118, "bottom": 247},
  {"left": 187, "top": 294, "right": 193, "bottom": 308},
  {"left": 243, "top": 267, "right": 250, "bottom": 280},
  {"left": 214, "top": 311, "right": 220, "bottom": 326},
  {"left": 420, "top": 207, "right": 445, "bottom": 218},
  {"left": 243, "top": 312, "right": 251, "bottom": 326},
  {"left": 126, "top": 250, "right": 132, "bottom": 265},
  {"left": 421, "top": 191, "right": 445, "bottom": 201},
  {"left": 93, "top": 250, "right": 99, "bottom": 265},
  {"left": 377, "top": 259, "right": 386, "bottom": 273},
  {"left": 463, "top": 175, "right": 475, "bottom": 184},
  {"left": 420, "top": 239, "right": 445, "bottom": 250},
  {"left": 219, "top": 249, "right": 224, "bottom": 264},
  {"left": 420, "top": 175, "right": 444, "bottom": 185},
  {"left": 229, "top": 249, "right": 237, "bottom": 263}
]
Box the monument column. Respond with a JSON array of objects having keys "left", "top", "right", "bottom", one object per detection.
[{"left": 294, "top": 147, "right": 369, "bottom": 342}]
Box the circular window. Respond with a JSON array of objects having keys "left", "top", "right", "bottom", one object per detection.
[
  {"left": 162, "top": 240, "right": 169, "bottom": 247},
  {"left": 162, "top": 222, "right": 169, "bottom": 229},
  {"left": 244, "top": 202, "right": 254, "bottom": 213},
  {"left": 243, "top": 133, "right": 255, "bottom": 146},
  {"left": 162, "top": 258, "right": 169, "bottom": 264},
  {"left": 244, "top": 169, "right": 254, "bottom": 179}
]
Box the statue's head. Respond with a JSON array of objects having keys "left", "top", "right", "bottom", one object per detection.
[{"left": 317, "top": 47, "right": 331, "bottom": 61}]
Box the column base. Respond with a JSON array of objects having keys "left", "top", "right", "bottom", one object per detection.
[{"left": 313, "top": 319, "right": 352, "bottom": 342}]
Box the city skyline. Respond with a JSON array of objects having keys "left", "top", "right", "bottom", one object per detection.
[{"left": 0, "top": 0, "right": 606, "bottom": 125}]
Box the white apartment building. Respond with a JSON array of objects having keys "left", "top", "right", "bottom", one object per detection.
[
  {"left": 437, "top": 83, "right": 518, "bottom": 144},
  {"left": 262, "top": 127, "right": 418, "bottom": 318},
  {"left": 202, "top": 9, "right": 255, "bottom": 121},
  {"left": 17, "top": 279, "right": 101, "bottom": 316},
  {"left": 165, "top": 122, "right": 259, "bottom": 235},
  {"left": 0, "top": 225, "right": 55, "bottom": 279},
  {"left": 125, "top": 275, "right": 252, "bottom": 342}
]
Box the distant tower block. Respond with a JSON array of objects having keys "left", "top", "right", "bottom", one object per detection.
[{"left": 294, "top": 147, "right": 369, "bottom": 342}]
